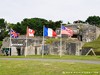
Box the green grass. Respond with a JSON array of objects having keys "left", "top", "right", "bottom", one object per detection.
[
  {"left": 0, "top": 41, "right": 2, "bottom": 46},
  {"left": 0, "top": 55, "right": 100, "bottom": 61},
  {"left": 83, "top": 36, "right": 100, "bottom": 52},
  {"left": 0, "top": 60, "right": 100, "bottom": 75}
]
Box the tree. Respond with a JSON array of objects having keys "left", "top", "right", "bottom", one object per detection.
[
  {"left": 0, "top": 19, "right": 7, "bottom": 41},
  {"left": 0, "top": 19, "right": 6, "bottom": 28},
  {"left": 20, "top": 18, "right": 49, "bottom": 36},
  {"left": 12, "top": 18, "right": 62, "bottom": 36},
  {"left": 86, "top": 16, "right": 100, "bottom": 27},
  {"left": 73, "top": 20, "right": 85, "bottom": 24},
  {"left": 67, "top": 21, "right": 71, "bottom": 24}
]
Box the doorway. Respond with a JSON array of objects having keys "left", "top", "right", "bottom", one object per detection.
[{"left": 17, "top": 48, "right": 21, "bottom": 56}]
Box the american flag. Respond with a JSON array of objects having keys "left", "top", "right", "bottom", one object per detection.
[
  {"left": 10, "top": 29, "right": 19, "bottom": 38},
  {"left": 61, "top": 26, "right": 73, "bottom": 36}
]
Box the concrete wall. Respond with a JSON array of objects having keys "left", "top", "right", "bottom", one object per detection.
[
  {"left": 25, "top": 45, "right": 42, "bottom": 55},
  {"left": 11, "top": 47, "right": 17, "bottom": 56}
]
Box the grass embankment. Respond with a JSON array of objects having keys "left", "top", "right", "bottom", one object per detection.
[
  {"left": 0, "top": 60, "right": 100, "bottom": 75},
  {"left": 83, "top": 36, "right": 100, "bottom": 54}
]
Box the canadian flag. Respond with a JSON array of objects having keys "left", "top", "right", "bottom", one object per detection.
[{"left": 27, "top": 27, "right": 35, "bottom": 37}]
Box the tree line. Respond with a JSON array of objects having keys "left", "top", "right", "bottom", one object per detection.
[{"left": 0, "top": 16, "right": 100, "bottom": 41}]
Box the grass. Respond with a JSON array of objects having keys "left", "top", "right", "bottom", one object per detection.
[
  {"left": 0, "top": 60, "right": 100, "bottom": 75},
  {"left": 83, "top": 36, "right": 100, "bottom": 52},
  {"left": 1, "top": 36, "right": 100, "bottom": 75},
  {"left": 0, "top": 55, "right": 100, "bottom": 61},
  {"left": 0, "top": 41, "right": 2, "bottom": 46}
]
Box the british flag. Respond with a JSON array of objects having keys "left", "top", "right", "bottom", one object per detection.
[{"left": 10, "top": 29, "right": 19, "bottom": 38}]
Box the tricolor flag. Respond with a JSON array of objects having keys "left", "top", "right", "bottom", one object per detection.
[
  {"left": 44, "top": 27, "right": 57, "bottom": 37},
  {"left": 27, "top": 27, "right": 35, "bottom": 37},
  {"left": 10, "top": 29, "right": 19, "bottom": 38},
  {"left": 61, "top": 26, "right": 73, "bottom": 36}
]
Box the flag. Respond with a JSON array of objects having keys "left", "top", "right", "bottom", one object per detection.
[
  {"left": 27, "top": 27, "right": 35, "bottom": 37},
  {"left": 44, "top": 27, "right": 57, "bottom": 37},
  {"left": 10, "top": 29, "right": 19, "bottom": 38},
  {"left": 61, "top": 26, "right": 73, "bottom": 36}
]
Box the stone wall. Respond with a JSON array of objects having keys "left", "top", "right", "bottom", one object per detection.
[
  {"left": 1, "top": 36, "right": 43, "bottom": 56},
  {"left": 56, "top": 24, "right": 100, "bottom": 42},
  {"left": 81, "top": 25, "right": 96, "bottom": 42},
  {"left": 47, "top": 38, "right": 84, "bottom": 55}
]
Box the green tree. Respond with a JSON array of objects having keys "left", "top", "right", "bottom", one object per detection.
[
  {"left": 20, "top": 18, "right": 48, "bottom": 36},
  {"left": 12, "top": 22, "right": 23, "bottom": 34},
  {"left": 12, "top": 18, "right": 62, "bottom": 36},
  {"left": 47, "top": 20, "right": 62, "bottom": 30},
  {"left": 0, "top": 19, "right": 6, "bottom": 28},
  {"left": 86, "top": 16, "right": 100, "bottom": 27},
  {"left": 73, "top": 20, "right": 85, "bottom": 24},
  {"left": 0, "top": 19, "right": 7, "bottom": 41}
]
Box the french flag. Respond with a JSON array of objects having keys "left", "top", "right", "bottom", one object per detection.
[{"left": 44, "top": 27, "right": 57, "bottom": 37}]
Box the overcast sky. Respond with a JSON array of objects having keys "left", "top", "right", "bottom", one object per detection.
[{"left": 0, "top": 0, "right": 100, "bottom": 23}]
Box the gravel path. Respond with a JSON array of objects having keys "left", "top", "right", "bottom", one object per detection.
[{"left": 0, "top": 58, "right": 100, "bottom": 64}]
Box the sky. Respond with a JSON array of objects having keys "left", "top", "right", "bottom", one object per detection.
[{"left": 0, "top": 0, "right": 100, "bottom": 23}]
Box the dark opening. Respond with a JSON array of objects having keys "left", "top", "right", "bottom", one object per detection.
[
  {"left": 72, "top": 35, "right": 78, "bottom": 38},
  {"left": 17, "top": 48, "right": 21, "bottom": 56},
  {"left": 35, "top": 47, "right": 37, "bottom": 55},
  {"left": 67, "top": 43, "right": 76, "bottom": 55}
]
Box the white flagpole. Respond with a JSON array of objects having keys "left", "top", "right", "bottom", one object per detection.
[
  {"left": 42, "top": 25, "right": 44, "bottom": 58},
  {"left": 25, "top": 27, "right": 28, "bottom": 57},
  {"left": 25, "top": 36, "right": 27, "bottom": 57},
  {"left": 60, "top": 24, "right": 62, "bottom": 57},
  {"left": 9, "top": 30, "right": 12, "bottom": 56}
]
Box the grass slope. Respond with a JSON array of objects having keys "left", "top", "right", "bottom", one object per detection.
[{"left": 83, "top": 36, "right": 100, "bottom": 53}]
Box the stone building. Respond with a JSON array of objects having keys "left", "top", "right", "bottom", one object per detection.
[
  {"left": 1, "top": 24, "right": 100, "bottom": 56},
  {"left": 1, "top": 35, "right": 43, "bottom": 56},
  {"left": 56, "top": 24, "right": 100, "bottom": 42}
]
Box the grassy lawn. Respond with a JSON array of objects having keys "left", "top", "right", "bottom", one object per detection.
[
  {"left": 0, "top": 60, "right": 100, "bottom": 75},
  {"left": 0, "top": 55, "right": 100, "bottom": 61}
]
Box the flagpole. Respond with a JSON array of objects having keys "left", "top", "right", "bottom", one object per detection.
[
  {"left": 25, "top": 27, "right": 28, "bottom": 57},
  {"left": 42, "top": 25, "right": 44, "bottom": 58},
  {"left": 9, "top": 30, "right": 12, "bottom": 56},
  {"left": 25, "top": 36, "right": 27, "bottom": 57},
  {"left": 60, "top": 24, "right": 62, "bottom": 57}
]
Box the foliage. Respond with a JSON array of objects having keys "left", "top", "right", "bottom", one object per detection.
[
  {"left": 12, "top": 18, "right": 62, "bottom": 36},
  {"left": 0, "top": 19, "right": 7, "bottom": 41},
  {"left": 0, "top": 19, "right": 6, "bottom": 28},
  {"left": 86, "top": 16, "right": 100, "bottom": 27},
  {"left": 0, "top": 41, "right": 2, "bottom": 47},
  {"left": 73, "top": 20, "right": 85, "bottom": 23}
]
